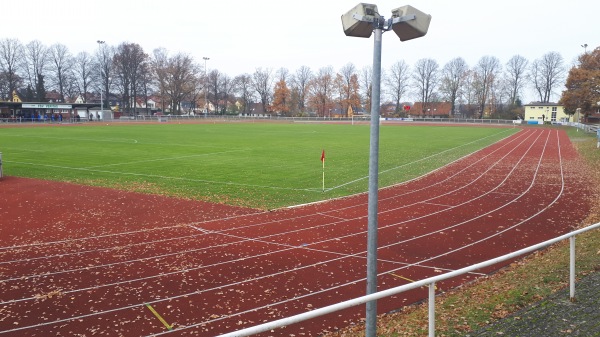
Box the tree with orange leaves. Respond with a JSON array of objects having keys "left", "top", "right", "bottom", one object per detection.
[
  {"left": 272, "top": 78, "right": 291, "bottom": 116},
  {"left": 560, "top": 47, "right": 600, "bottom": 118}
]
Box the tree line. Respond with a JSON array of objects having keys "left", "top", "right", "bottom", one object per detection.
[{"left": 0, "top": 37, "right": 592, "bottom": 118}]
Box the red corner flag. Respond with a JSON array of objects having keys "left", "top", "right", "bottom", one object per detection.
[{"left": 320, "top": 150, "right": 325, "bottom": 192}]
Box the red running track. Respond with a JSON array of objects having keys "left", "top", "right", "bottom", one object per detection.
[{"left": 0, "top": 128, "right": 592, "bottom": 336}]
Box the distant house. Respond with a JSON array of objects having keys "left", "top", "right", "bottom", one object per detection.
[
  {"left": 411, "top": 102, "right": 452, "bottom": 118},
  {"left": 45, "top": 90, "right": 63, "bottom": 103},
  {"left": 348, "top": 105, "right": 366, "bottom": 117},
  {"left": 523, "top": 102, "right": 570, "bottom": 123},
  {"left": 380, "top": 103, "right": 396, "bottom": 117}
]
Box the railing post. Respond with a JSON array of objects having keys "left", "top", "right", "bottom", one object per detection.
[
  {"left": 570, "top": 236, "right": 576, "bottom": 301},
  {"left": 429, "top": 282, "right": 435, "bottom": 337}
]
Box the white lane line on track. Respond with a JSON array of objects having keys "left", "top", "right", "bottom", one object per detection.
[
  {"left": 0, "top": 129, "right": 552, "bottom": 292},
  {"left": 0, "top": 129, "right": 536, "bottom": 270},
  {"left": 0, "top": 127, "right": 519, "bottom": 251},
  {"left": 421, "top": 202, "right": 454, "bottom": 208},
  {"left": 0, "top": 129, "right": 521, "bottom": 252},
  {"left": 0, "top": 130, "right": 565, "bottom": 334},
  {"left": 316, "top": 212, "right": 351, "bottom": 221},
  {"left": 0, "top": 128, "right": 538, "bottom": 294},
  {"left": 0, "top": 210, "right": 271, "bottom": 251}
]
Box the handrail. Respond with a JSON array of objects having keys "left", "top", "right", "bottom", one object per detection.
[{"left": 213, "top": 222, "right": 600, "bottom": 337}]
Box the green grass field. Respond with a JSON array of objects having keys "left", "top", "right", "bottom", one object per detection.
[{"left": 0, "top": 122, "right": 518, "bottom": 209}]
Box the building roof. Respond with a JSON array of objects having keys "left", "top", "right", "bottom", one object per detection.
[{"left": 524, "top": 102, "right": 562, "bottom": 106}]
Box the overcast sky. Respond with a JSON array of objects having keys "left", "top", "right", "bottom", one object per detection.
[{"left": 6, "top": 0, "right": 599, "bottom": 102}]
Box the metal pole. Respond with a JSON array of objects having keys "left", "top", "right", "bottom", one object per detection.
[
  {"left": 203, "top": 57, "right": 209, "bottom": 115},
  {"left": 365, "top": 22, "right": 383, "bottom": 337},
  {"left": 428, "top": 283, "right": 435, "bottom": 337},
  {"left": 570, "top": 236, "right": 576, "bottom": 301}
]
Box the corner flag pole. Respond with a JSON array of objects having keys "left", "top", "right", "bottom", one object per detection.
[{"left": 321, "top": 149, "right": 325, "bottom": 192}]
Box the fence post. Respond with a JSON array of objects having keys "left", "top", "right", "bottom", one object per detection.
[
  {"left": 570, "top": 236, "right": 576, "bottom": 301},
  {"left": 429, "top": 282, "right": 435, "bottom": 337}
]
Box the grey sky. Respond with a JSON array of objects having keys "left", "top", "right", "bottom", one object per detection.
[{"left": 7, "top": 0, "right": 599, "bottom": 102}]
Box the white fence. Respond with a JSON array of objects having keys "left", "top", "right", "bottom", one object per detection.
[
  {"left": 0, "top": 115, "right": 518, "bottom": 125},
  {"left": 212, "top": 222, "right": 600, "bottom": 337}
]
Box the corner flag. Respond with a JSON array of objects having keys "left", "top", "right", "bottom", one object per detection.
[{"left": 321, "top": 150, "right": 325, "bottom": 192}]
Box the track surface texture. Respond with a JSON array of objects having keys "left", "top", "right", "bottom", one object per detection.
[{"left": 0, "top": 128, "right": 592, "bottom": 336}]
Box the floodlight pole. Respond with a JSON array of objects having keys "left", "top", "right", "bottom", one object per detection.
[
  {"left": 365, "top": 18, "right": 384, "bottom": 337},
  {"left": 342, "top": 6, "right": 430, "bottom": 336},
  {"left": 203, "top": 57, "right": 210, "bottom": 114}
]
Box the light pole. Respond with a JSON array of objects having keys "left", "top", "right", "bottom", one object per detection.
[
  {"left": 203, "top": 56, "right": 210, "bottom": 114},
  {"left": 341, "top": 4, "right": 431, "bottom": 337},
  {"left": 582, "top": 43, "right": 588, "bottom": 53},
  {"left": 97, "top": 40, "right": 107, "bottom": 115}
]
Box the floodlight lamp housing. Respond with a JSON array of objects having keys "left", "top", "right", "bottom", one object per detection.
[
  {"left": 341, "top": 3, "right": 380, "bottom": 38},
  {"left": 391, "top": 5, "right": 431, "bottom": 41}
]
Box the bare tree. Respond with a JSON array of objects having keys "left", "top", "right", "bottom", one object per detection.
[
  {"left": 208, "top": 69, "right": 233, "bottom": 114},
  {"left": 530, "top": 51, "right": 566, "bottom": 102},
  {"left": 292, "top": 65, "right": 312, "bottom": 113},
  {"left": 73, "top": 51, "right": 94, "bottom": 102},
  {"left": 22, "top": 40, "right": 49, "bottom": 100},
  {"left": 164, "top": 53, "right": 201, "bottom": 114},
  {"left": 504, "top": 55, "right": 528, "bottom": 105},
  {"left": 360, "top": 65, "right": 372, "bottom": 113},
  {"left": 0, "top": 38, "right": 24, "bottom": 100},
  {"left": 385, "top": 60, "right": 411, "bottom": 115},
  {"left": 95, "top": 42, "right": 115, "bottom": 109},
  {"left": 233, "top": 73, "right": 254, "bottom": 114},
  {"left": 412, "top": 58, "right": 439, "bottom": 116},
  {"left": 336, "top": 62, "right": 359, "bottom": 116},
  {"left": 439, "top": 57, "right": 468, "bottom": 117},
  {"left": 48, "top": 43, "right": 73, "bottom": 101},
  {"left": 252, "top": 67, "right": 274, "bottom": 114},
  {"left": 151, "top": 48, "right": 169, "bottom": 113},
  {"left": 207, "top": 69, "right": 221, "bottom": 113},
  {"left": 276, "top": 67, "right": 289, "bottom": 82},
  {"left": 136, "top": 61, "right": 154, "bottom": 115},
  {"left": 473, "top": 55, "right": 501, "bottom": 118},
  {"left": 460, "top": 70, "right": 479, "bottom": 118},
  {"left": 113, "top": 42, "right": 148, "bottom": 113},
  {"left": 219, "top": 74, "right": 235, "bottom": 114},
  {"left": 308, "top": 66, "right": 334, "bottom": 117}
]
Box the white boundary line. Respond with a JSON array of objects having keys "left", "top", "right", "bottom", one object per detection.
[{"left": 0, "top": 130, "right": 555, "bottom": 312}]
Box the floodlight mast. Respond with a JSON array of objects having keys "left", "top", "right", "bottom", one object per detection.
[
  {"left": 341, "top": 4, "right": 430, "bottom": 337},
  {"left": 365, "top": 17, "right": 384, "bottom": 337}
]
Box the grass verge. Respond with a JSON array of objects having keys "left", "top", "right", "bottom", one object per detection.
[{"left": 324, "top": 126, "right": 600, "bottom": 337}]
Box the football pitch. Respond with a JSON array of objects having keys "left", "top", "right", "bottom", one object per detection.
[{"left": 0, "top": 122, "right": 518, "bottom": 209}]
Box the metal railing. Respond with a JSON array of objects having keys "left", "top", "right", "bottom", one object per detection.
[
  {"left": 216, "top": 222, "right": 600, "bottom": 337},
  {"left": 2, "top": 115, "right": 596, "bottom": 127}
]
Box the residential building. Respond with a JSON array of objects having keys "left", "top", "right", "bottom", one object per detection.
[
  {"left": 410, "top": 102, "right": 452, "bottom": 118},
  {"left": 523, "top": 102, "right": 570, "bottom": 123}
]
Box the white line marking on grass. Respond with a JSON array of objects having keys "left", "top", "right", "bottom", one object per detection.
[
  {"left": 0, "top": 130, "right": 561, "bottom": 334},
  {"left": 325, "top": 128, "right": 517, "bottom": 192},
  {"left": 6, "top": 161, "right": 318, "bottom": 192},
  {"left": 82, "top": 149, "right": 247, "bottom": 169},
  {"left": 0, "top": 128, "right": 529, "bottom": 253},
  {"left": 2, "top": 134, "right": 140, "bottom": 144}
]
